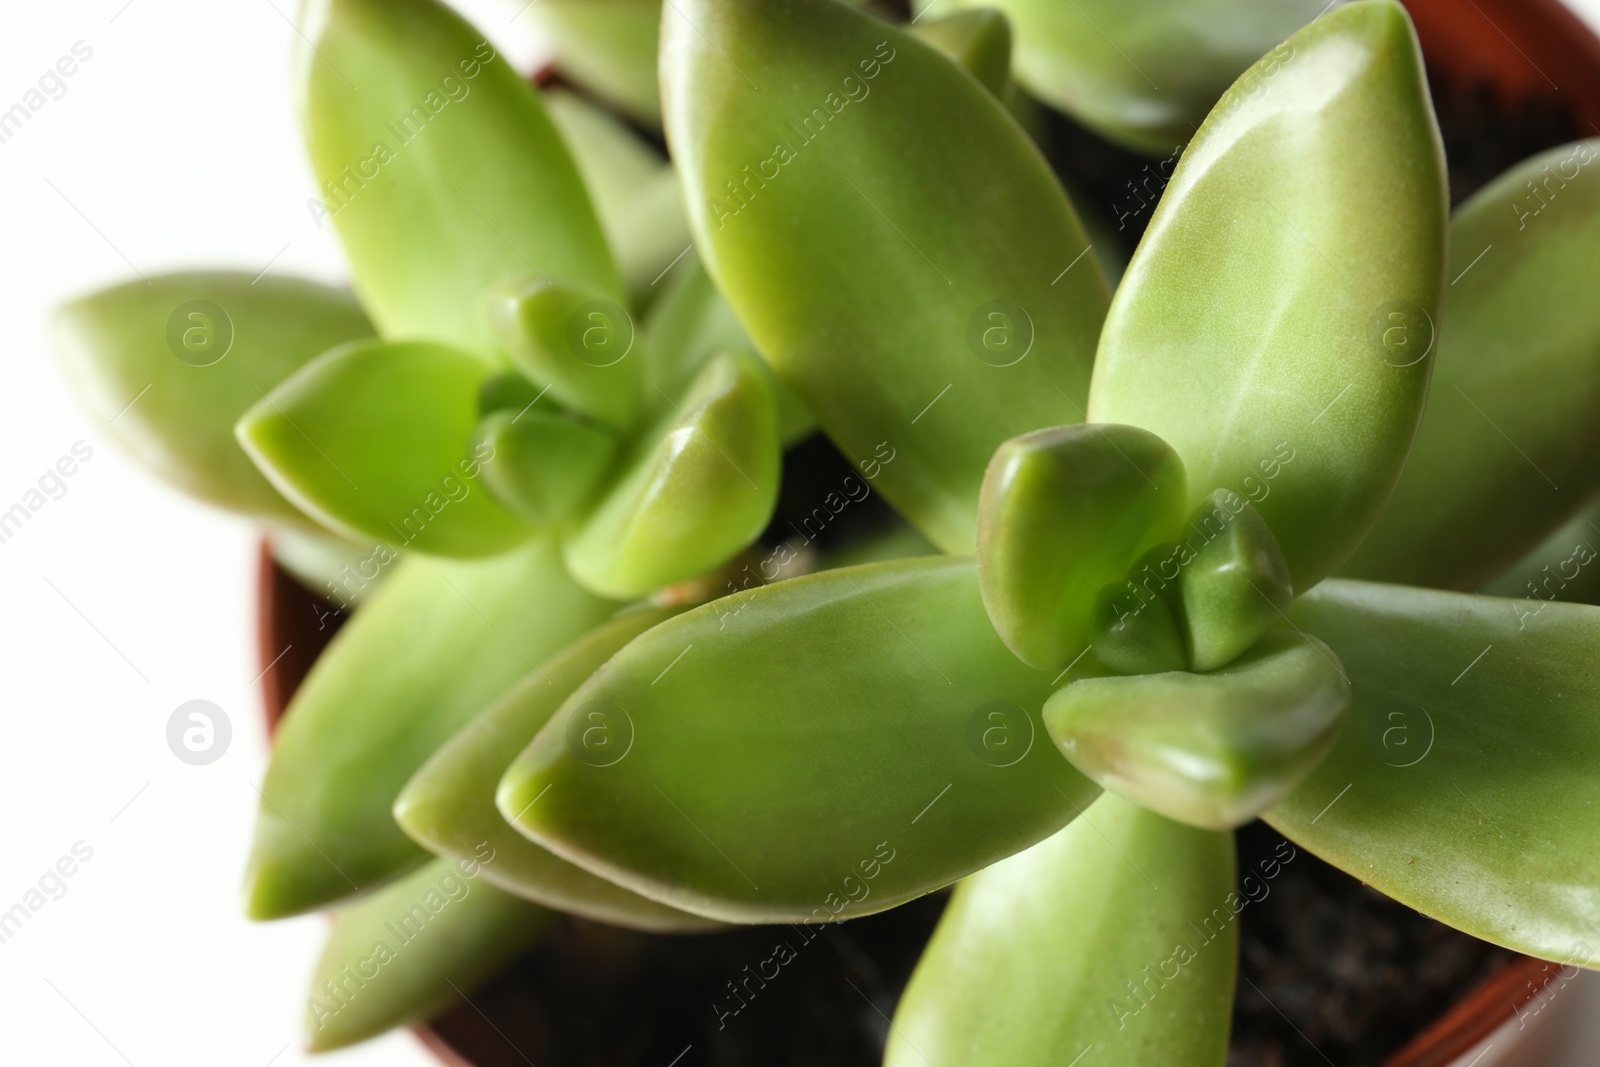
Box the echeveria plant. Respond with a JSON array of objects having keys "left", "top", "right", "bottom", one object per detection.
[{"left": 53, "top": 0, "right": 1600, "bottom": 1060}]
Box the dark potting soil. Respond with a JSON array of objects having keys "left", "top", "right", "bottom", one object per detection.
[
  {"left": 427, "top": 819, "right": 1513, "bottom": 1067},
  {"left": 1226, "top": 821, "right": 1513, "bottom": 1067}
]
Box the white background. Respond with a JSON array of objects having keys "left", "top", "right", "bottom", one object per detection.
[
  {"left": 0, "top": 2, "right": 541, "bottom": 1064},
  {"left": 2, "top": 2, "right": 1599, "bottom": 1065}
]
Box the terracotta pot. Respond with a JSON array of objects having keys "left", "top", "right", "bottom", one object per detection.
[
  {"left": 1405, "top": 0, "right": 1600, "bottom": 134},
  {"left": 253, "top": 4, "right": 1600, "bottom": 1063}
]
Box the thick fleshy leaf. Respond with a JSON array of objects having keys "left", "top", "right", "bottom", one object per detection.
[
  {"left": 537, "top": 0, "right": 664, "bottom": 127},
  {"left": 305, "top": 856, "right": 553, "bottom": 1051},
  {"left": 1478, "top": 499, "right": 1600, "bottom": 606},
  {"left": 486, "top": 277, "right": 643, "bottom": 431},
  {"left": 530, "top": 87, "right": 697, "bottom": 308},
  {"left": 53, "top": 272, "right": 371, "bottom": 527},
  {"left": 300, "top": 0, "right": 617, "bottom": 353},
  {"left": 642, "top": 257, "right": 814, "bottom": 446},
  {"left": 396, "top": 607, "right": 718, "bottom": 932},
  {"left": 1045, "top": 631, "right": 1349, "bottom": 829},
  {"left": 663, "top": 0, "right": 1111, "bottom": 553},
  {"left": 1089, "top": 0, "right": 1447, "bottom": 591},
  {"left": 237, "top": 339, "right": 534, "bottom": 558},
  {"left": 474, "top": 409, "right": 617, "bottom": 528},
  {"left": 920, "top": 0, "right": 1323, "bottom": 154},
  {"left": 245, "top": 540, "right": 614, "bottom": 919},
  {"left": 270, "top": 527, "right": 385, "bottom": 605},
  {"left": 1087, "top": 559, "right": 1188, "bottom": 676},
  {"left": 1343, "top": 139, "right": 1600, "bottom": 590},
  {"left": 543, "top": 87, "right": 663, "bottom": 219},
  {"left": 1269, "top": 580, "right": 1600, "bottom": 965},
  {"left": 888, "top": 794, "right": 1236, "bottom": 1067},
  {"left": 498, "top": 557, "right": 1099, "bottom": 923},
  {"left": 909, "top": 9, "right": 1013, "bottom": 98},
  {"left": 563, "top": 351, "right": 781, "bottom": 598},
  {"left": 977, "top": 424, "right": 1187, "bottom": 672},
  {"left": 1179, "top": 491, "right": 1294, "bottom": 671}
]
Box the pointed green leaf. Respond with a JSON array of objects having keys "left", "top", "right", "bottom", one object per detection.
[
  {"left": 1087, "top": 563, "right": 1188, "bottom": 676},
  {"left": 1179, "top": 491, "right": 1294, "bottom": 671},
  {"left": 909, "top": 9, "right": 1013, "bottom": 99},
  {"left": 543, "top": 87, "right": 664, "bottom": 215},
  {"left": 642, "top": 257, "right": 814, "bottom": 446},
  {"left": 643, "top": 256, "right": 749, "bottom": 400},
  {"left": 1478, "top": 499, "right": 1600, "bottom": 606},
  {"left": 538, "top": 0, "right": 664, "bottom": 127},
  {"left": 1268, "top": 580, "right": 1600, "bottom": 965},
  {"left": 921, "top": 0, "right": 1324, "bottom": 154},
  {"left": 474, "top": 409, "right": 617, "bottom": 528},
  {"left": 1045, "top": 631, "right": 1349, "bottom": 829},
  {"left": 237, "top": 339, "right": 534, "bottom": 558},
  {"left": 539, "top": 88, "right": 695, "bottom": 301},
  {"left": 486, "top": 277, "right": 643, "bottom": 431},
  {"left": 663, "top": 0, "right": 1110, "bottom": 552},
  {"left": 889, "top": 794, "right": 1236, "bottom": 1067},
  {"left": 306, "top": 856, "right": 553, "bottom": 1051},
  {"left": 301, "top": 0, "right": 617, "bottom": 353},
  {"left": 1089, "top": 0, "right": 1447, "bottom": 591},
  {"left": 245, "top": 540, "right": 614, "bottom": 919},
  {"left": 564, "top": 351, "right": 780, "bottom": 598},
  {"left": 270, "top": 527, "right": 384, "bottom": 605},
  {"left": 498, "top": 557, "right": 1099, "bottom": 923},
  {"left": 396, "top": 607, "right": 719, "bottom": 932},
  {"left": 978, "top": 424, "right": 1188, "bottom": 672},
  {"left": 53, "top": 272, "right": 371, "bottom": 527},
  {"left": 1343, "top": 139, "right": 1600, "bottom": 590},
  {"left": 614, "top": 170, "right": 697, "bottom": 305}
]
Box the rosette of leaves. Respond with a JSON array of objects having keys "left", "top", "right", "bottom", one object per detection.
[
  {"left": 51, "top": 0, "right": 1600, "bottom": 1058},
  {"left": 50, "top": 0, "right": 814, "bottom": 1043},
  {"left": 484, "top": 1, "right": 1600, "bottom": 1063}
]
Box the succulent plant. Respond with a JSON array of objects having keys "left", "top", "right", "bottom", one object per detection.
[{"left": 54, "top": 0, "right": 1600, "bottom": 1060}]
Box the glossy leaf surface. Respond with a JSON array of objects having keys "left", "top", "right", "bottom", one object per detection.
[
  {"left": 237, "top": 339, "right": 533, "bottom": 558},
  {"left": 271, "top": 528, "right": 381, "bottom": 604},
  {"left": 642, "top": 257, "right": 814, "bottom": 446},
  {"left": 920, "top": 0, "right": 1323, "bottom": 153},
  {"left": 301, "top": 0, "right": 617, "bottom": 353},
  {"left": 486, "top": 277, "right": 643, "bottom": 431},
  {"left": 397, "top": 607, "right": 718, "bottom": 931},
  {"left": 246, "top": 540, "right": 614, "bottom": 918},
  {"left": 1045, "top": 631, "right": 1349, "bottom": 829},
  {"left": 564, "top": 351, "right": 780, "bottom": 598},
  {"left": 54, "top": 272, "right": 371, "bottom": 527},
  {"left": 543, "top": 87, "right": 663, "bottom": 221},
  {"left": 888, "top": 794, "right": 1236, "bottom": 1067},
  {"left": 1179, "top": 491, "right": 1294, "bottom": 671},
  {"left": 306, "top": 856, "right": 552, "bottom": 1051},
  {"left": 908, "top": 9, "right": 1013, "bottom": 98},
  {"left": 475, "top": 409, "right": 617, "bottom": 528},
  {"left": 1343, "top": 139, "right": 1600, "bottom": 590},
  {"left": 1088, "top": 566, "right": 1188, "bottom": 676},
  {"left": 499, "top": 557, "right": 1099, "bottom": 923},
  {"left": 663, "top": 0, "right": 1110, "bottom": 552},
  {"left": 1478, "top": 499, "right": 1600, "bottom": 607},
  {"left": 1268, "top": 580, "right": 1600, "bottom": 965},
  {"left": 1089, "top": 0, "right": 1447, "bottom": 591},
  {"left": 977, "top": 424, "right": 1187, "bottom": 672}
]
